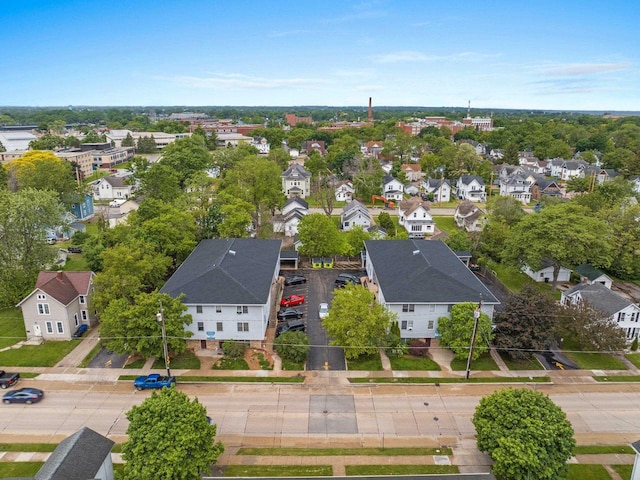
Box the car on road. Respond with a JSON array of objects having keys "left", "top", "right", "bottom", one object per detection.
[
  {"left": 277, "top": 307, "right": 303, "bottom": 320},
  {"left": 335, "top": 273, "right": 361, "bottom": 287},
  {"left": 280, "top": 294, "right": 305, "bottom": 307},
  {"left": 3, "top": 387, "right": 44, "bottom": 404},
  {"left": 284, "top": 275, "right": 307, "bottom": 286},
  {"left": 318, "top": 303, "right": 329, "bottom": 319},
  {"left": 276, "top": 319, "right": 306, "bottom": 336},
  {"left": 0, "top": 370, "right": 20, "bottom": 389},
  {"left": 67, "top": 246, "right": 83, "bottom": 254},
  {"left": 73, "top": 324, "right": 88, "bottom": 338},
  {"left": 134, "top": 374, "right": 176, "bottom": 390}
]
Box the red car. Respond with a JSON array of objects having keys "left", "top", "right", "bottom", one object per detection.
[{"left": 280, "top": 294, "right": 305, "bottom": 307}]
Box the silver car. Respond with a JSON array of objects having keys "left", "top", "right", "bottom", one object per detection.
[{"left": 318, "top": 303, "right": 329, "bottom": 319}]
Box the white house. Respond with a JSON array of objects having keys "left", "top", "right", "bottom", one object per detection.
[
  {"left": 456, "top": 175, "right": 486, "bottom": 202},
  {"left": 401, "top": 163, "right": 424, "bottom": 182},
  {"left": 560, "top": 160, "right": 587, "bottom": 181},
  {"left": 282, "top": 163, "right": 312, "bottom": 198},
  {"left": 547, "top": 158, "right": 565, "bottom": 178},
  {"left": 574, "top": 264, "right": 613, "bottom": 289},
  {"left": 499, "top": 173, "right": 532, "bottom": 204},
  {"left": 522, "top": 259, "right": 572, "bottom": 284},
  {"left": 273, "top": 197, "right": 309, "bottom": 237},
  {"left": 561, "top": 282, "right": 640, "bottom": 342},
  {"left": 423, "top": 178, "right": 451, "bottom": 203},
  {"left": 335, "top": 181, "right": 355, "bottom": 202},
  {"left": 160, "top": 239, "right": 282, "bottom": 349},
  {"left": 382, "top": 175, "right": 404, "bottom": 202},
  {"left": 398, "top": 198, "right": 434, "bottom": 239},
  {"left": 92, "top": 174, "right": 136, "bottom": 201},
  {"left": 364, "top": 240, "right": 499, "bottom": 341},
  {"left": 454, "top": 201, "right": 485, "bottom": 232},
  {"left": 341, "top": 199, "right": 371, "bottom": 231},
  {"left": 252, "top": 136, "right": 270, "bottom": 154}
]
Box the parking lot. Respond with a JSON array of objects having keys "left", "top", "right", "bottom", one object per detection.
[{"left": 279, "top": 268, "right": 365, "bottom": 371}]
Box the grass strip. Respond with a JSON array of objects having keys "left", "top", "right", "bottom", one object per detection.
[
  {"left": 0, "top": 443, "right": 57, "bottom": 452},
  {"left": 611, "top": 464, "right": 633, "bottom": 479},
  {"left": 79, "top": 342, "right": 103, "bottom": 368},
  {"left": 346, "top": 465, "right": 459, "bottom": 476},
  {"left": 593, "top": 375, "right": 640, "bottom": 382},
  {"left": 573, "top": 445, "right": 635, "bottom": 454},
  {"left": 236, "top": 447, "right": 453, "bottom": 456},
  {"left": 566, "top": 463, "right": 610, "bottom": 480},
  {"left": 349, "top": 376, "right": 550, "bottom": 384},
  {"left": 118, "top": 375, "right": 305, "bottom": 383},
  {"left": 0, "top": 462, "right": 42, "bottom": 477},
  {"left": 224, "top": 465, "right": 332, "bottom": 477}
]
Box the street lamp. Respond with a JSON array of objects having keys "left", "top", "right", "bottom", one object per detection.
[{"left": 156, "top": 304, "right": 171, "bottom": 377}]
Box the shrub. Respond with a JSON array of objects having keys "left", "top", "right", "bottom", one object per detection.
[
  {"left": 222, "top": 340, "right": 247, "bottom": 359},
  {"left": 631, "top": 337, "right": 638, "bottom": 352},
  {"left": 408, "top": 340, "right": 429, "bottom": 357},
  {"left": 274, "top": 331, "right": 310, "bottom": 363}
]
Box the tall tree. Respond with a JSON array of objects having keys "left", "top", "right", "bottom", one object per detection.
[
  {"left": 136, "top": 135, "right": 157, "bottom": 153},
  {"left": 159, "top": 137, "right": 212, "bottom": 189},
  {"left": 504, "top": 202, "right": 613, "bottom": 290},
  {"left": 556, "top": 301, "right": 627, "bottom": 352},
  {"left": 473, "top": 388, "right": 575, "bottom": 480},
  {"left": 28, "top": 134, "right": 64, "bottom": 150},
  {"left": 437, "top": 302, "right": 493, "bottom": 360},
  {"left": 314, "top": 175, "right": 336, "bottom": 216},
  {"left": 121, "top": 132, "right": 135, "bottom": 147},
  {"left": 297, "top": 213, "right": 344, "bottom": 258},
  {"left": 123, "top": 388, "right": 224, "bottom": 479},
  {"left": 343, "top": 226, "right": 371, "bottom": 257},
  {"left": 502, "top": 142, "right": 520, "bottom": 165},
  {"left": 322, "top": 285, "right": 396, "bottom": 359}
]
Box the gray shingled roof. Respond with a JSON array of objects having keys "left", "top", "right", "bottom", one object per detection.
[
  {"left": 282, "top": 163, "right": 311, "bottom": 178},
  {"left": 563, "top": 282, "right": 633, "bottom": 316},
  {"left": 160, "top": 239, "right": 282, "bottom": 305},
  {"left": 364, "top": 240, "right": 499, "bottom": 304}
]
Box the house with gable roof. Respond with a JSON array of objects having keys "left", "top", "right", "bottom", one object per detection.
[
  {"left": 273, "top": 196, "right": 308, "bottom": 237},
  {"left": 401, "top": 163, "right": 424, "bottom": 182},
  {"left": 341, "top": 199, "right": 371, "bottom": 231},
  {"left": 547, "top": 158, "right": 565, "bottom": 177},
  {"left": 382, "top": 175, "right": 405, "bottom": 202},
  {"left": 301, "top": 140, "right": 327, "bottom": 156},
  {"left": 362, "top": 140, "right": 384, "bottom": 159},
  {"left": 574, "top": 264, "right": 613, "bottom": 289},
  {"left": 522, "top": 258, "right": 571, "bottom": 284},
  {"left": 583, "top": 165, "right": 620, "bottom": 185},
  {"left": 160, "top": 238, "right": 282, "bottom": 348},
  {"left": 560, "top": 160, "right": 588, "bottom": 181},
  {"left": 454, "top": 201, "right": 485, "bottom": 232},
  {"left": 561, "top": 282, "right": 640, "bottom": 342},
  {"left": 456, "top": 175, "right": 486, "bottom": 202},
  {"left": 398, "top": 198, "right": 434, "bottom": 238},
  {"left": 531, "top": 177, "right": 562, "bottom": 200},
  {"left": 499, "top": 173, "right": 532, "bottom": 204},
  {"left": 18, "top": 271, "right": 95, "bottom": 341},
  {"left": 92, "top": 174, "right": 136, "bottom": 201},
  {"left": 423, "top": 178, "right": 451, "bottom": 202},
  {"left": 282, "top": 163, "right": 312, "bottom": 198},
  {"left": 364, "top": 240, "right": 499, "bottom": 340},
  {"left": 335, "top": 180, "right": 355, "bottom": 202}
]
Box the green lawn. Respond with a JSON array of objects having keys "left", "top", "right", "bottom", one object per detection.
[
  {"left": 345, "top": 465, "right": 459, "bottom": 476},
  {"left": 564, "top": 351, "right": 627, "bottom": 370},
  {"left": 0, "top": 340, "right": 80, "bottom": 367},
  {"left": 62, "top": 254, "right": 89, "bottom": 271},
  {"left": 119, "top": 374, "right": 305, "bottom": 383},
  {"left": 347, "top": 354, "right": 383, "bottom": 371},
  {"left": 0, "top": 443, "right": 57, "bottom": 452},
  {"left": 0, "top": 462, "right": 43, "bottom": 478},
  {"left": 574, "top": 445, "right": 634, "bottom": 455},
  {"left": 389, "top": 355, "right": 441, "bottom": 371},
  {"left": 224, "top": 465, "right": 333, "bottom": 477},
  {"left": 350, "top": 376, "right": 549, "bottom": 384},
  {"left": 498, "top": 351, "right": 544, "bottom": 370},
  {"left": 566, "top": 463, "right": 611, "bottom": 480},
  {"left": 152, "top": 350, "right": 200, "bottom": 370},
  {"left": 281, "top": 358, "right": 305, "bottom": 370},
  {"left": 212, "top": 357, "right": 250, "bottom": 370},
  {"left": 612, "top": 464, "right": 633, "bottom": 480},
  {"left": 0, "top": 308, "right": 26, "bottom": 349},
  {"left": 236, "top": 447, "right": 453, "bottom": 456},
  {"left": 432, "top": 216, "right": 457, "bottom": 234},
  {"left": 594, "top": 375, "right": 640, "bottom": 383},
  {"left": 625, "top": 353, "right": 640, "bottom": 368},
  {"left": 124, "top": 357, "right": 146, "bottom": 369},
  {"left": 450, "top": 352, "right": 498, "bottom": 371}
]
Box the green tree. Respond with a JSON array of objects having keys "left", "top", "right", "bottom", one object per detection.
[
  {"left": 0, "top": 140, "right": 5, "bottom": 152},
  {"left": 556, "top": 301, "right": 627, "bottom": 352},
  {"left": 122, "top": 387, "right": 224, "bottom": 480},
  {"left": 297, "top": 213, "right": 344, "bottom": 258},
  {"left": 81, "top": 130, "right": 107, "bottom": 143},
  {"left": 304, "top": 150, "right": 329, "bottom": 177},
  {"left": 100, "top": 291, "right": 192, "bottom": 357},
  {"left": 121, "top": 132, "right": 135, "bottom": 147},
  {"left": 437, "top": 302, "right": 493, "bottom": 360},
  {"left": 353, "top": 158, "right": 384, "bottom": 200},
  {"left": 603, "top": 202, "right": 640, "bottom": 279},
  {"left": 28, "top": 134, "right": 64, "bottom": 150},
  {"left": 314, "top": 175, "right": 336, "bottom": 216},
  {"left": 377, "top": 212, "right": 395, "bottom": 235},
  {"left": 136, "top": 135, "right": 157, "bottom": 153},
  {"left": 343, "top": 226, "right": 371, "bottom": 257},
  {"left": 322, "top": 285, "right": 396, "bottom": 359},
  {"left": 493, "top": 284, "right": 558, "bottom": 360},
  {"left": 140, "top": 163, "right": 182, "bottom": 202},
  {"left": 473, "top": 388, "right": 575, "bottom": 480},
  {"left": 504, "top": 202, "right": 613, "bottom": 290},
  {"left": 159, "top": 137, "right": 212, "bottom": 189},
  {"left": 63, "top": 135, "right": 81, "bottom": 148},
  {"left": 502, "top": 142, "right": 520, "bottom": 165},
  {"left": 218, "top": 196, "right": 254, "bottom": 238},
  {"left": 444, "top": 229, "right": 473, "bottom": 252},
  {"left": 273, "top": 331, "right": 310, "bottom": 364}
]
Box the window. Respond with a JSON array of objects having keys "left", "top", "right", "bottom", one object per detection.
[
  {"left": 402, "top": 304, "right": 415, "bottom": 312},
  {"left": 46, "top": 322, "right": 53, "bottom": 334},
  {"left": 56, "top": 322, "right": 64, "bottom": 334},
  {"left": 81, "top": 310, "right": 87, "bottom": 321},
  {"left": 37, "top": 293, "right": 46, "bottom": 300},
  {"left": 428, "top": 320, "right": 434, "bottom": 329},
  {"left": 216, "top": 322, "right": 223, "bottom": 332},
  {"left": 196, "top": 305, "right": 203, "bottom": 314},
  {"left": 237, "top": 322, "right": 249, "bottom": 332},
  {"left": 216, "top": 306, "right": 222, "bottom": 313},
  {"left": 37, "top": 303, "right": 50, "bottom": 315},
  {"left": 74, "top": 314, "right": 78, "bottom": 326},
  {"left": 401, "top": 320, "right": 407, "bottom": 330},
  {"left": 79, "top": 295, "right": 86, "bottom": 305},
  {"left": 411, "top": 225, "right": 422, "bottom": 232},
  {"left": 237, "top": 306, "right": 248, "bottom": 314},
  {"left": 618, "top": 312, "right": 626, "bottom": 322},
  {"left": 197, "top": 322, "right": 204, "bottom": 332},
  {"left": 428, "top": 304, "right": 436, "bottom": 312}
]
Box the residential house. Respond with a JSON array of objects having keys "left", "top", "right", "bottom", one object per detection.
[
  {"left": 92, "top": 174, "right": 136, "bottom": 201},
  {"left": 335, "top": 181, "right": 355, "bottom": 202},
  {"left": 530, "top": 178, "right": 562, "bottom": 200},
  {"left": 217, "top": 133, "right": 254, "bottom": 148},
  {"left": 367, "top": 225, "right": 388, "bottom": 239},
  {"left": 401, "top": 163, "right": 424, "bottom": 182},
  {"left": 583, "top": 165, "right": 620, "bottom": 185},
  {"left": 362, "top": 140, "right": 384, "bottom": 159},
  {"left": 301, "top": 140, "right": 327, "bottom": 156},
  {"left": 632, "top": 176, "right": 640, "bottom": 194},
  {"left": 423, "top": 178, "right": 451, "bottom": 203},
  {"left": 282, "top": 163, "right": 312, "bottom": 198},
  {"left": 522, "top": 259, "right": 571, "bottom": 284},
  {"left": 560, "top": 160, "right": 587, "bottom": 181},
  {"left": 488, "top": 148, "right": 504, "bottom": 161},
  {"left": 459, "top": 139, "right": 487, "bottom": 156},
  {"left": 382, "top": 175, "right": 404, "bottom": 202},
  {"left": 252, "top": 136, "right": 270, "bottom": 154},
  {"left": 364, "top": 240, "right": 499, "bottom": 340},
  {"left": 404, "top": 183, "right": 420, "bottom": 196},
  {"left": 160, "top": 238, "right": 282, "bottom": 348},
  {"left": 70, "top": 193, "right": 95, "bottom": 221},
  {"left": 17, "top": 271, "right": 95, "bottom": 341},
  {"left": 273, "top": 197, "right": 308, "bottom": 237},
  {"left": 341, "top": 199, "right": 371, "bottom": 231},
  {"left": 456, "top": 175, "right": 486, "bottom": 202},
  {"left": 547, "top": 158, "right": 565, "bottom": 178},
  {"left": 561, "top": 282, "right": 640, "bottom": 341},
  {"left": 26, "top": 427, "right": 115, "bottom": 480},
  {"left": 454, "top": 201, "right": 485, "bottom": 232},
  {"left": 499, "top": 173, "right": 532, "bottom": 204},
  {"left": 398, "top": 198, "right": 434, "bottom": 238},
  {"left": 574, "top": 264, "right": 613, "bottom": 289}
]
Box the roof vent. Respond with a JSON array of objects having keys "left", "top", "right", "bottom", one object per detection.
[
  {"left": 412, "top": 250, "right": 420, "bottom": 255},
  {"left": 229, "top": 250, "right": 236, "bottom": 256}
]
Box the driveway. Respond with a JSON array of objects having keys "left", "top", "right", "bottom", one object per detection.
[
  {"left": 280, "top": 268, "right": 364, "bottom": 371},
  {"left": 87, "top": 348, "right": 130, "bottom": 368}
]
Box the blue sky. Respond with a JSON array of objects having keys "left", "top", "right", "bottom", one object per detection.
[{"left": 1, "top": 0, "right": 639, "bottom": 111}]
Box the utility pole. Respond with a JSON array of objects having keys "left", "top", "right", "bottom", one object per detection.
[
  {"left": 156, "top": 301, "right": 171, "bottom": 377},
  {"left": 465, "top": 294, "right": 483, "bottom": 380}
]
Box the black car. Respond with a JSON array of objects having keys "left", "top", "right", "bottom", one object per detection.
[
  {"left": 277, "top": 307, "right": 303, "bottom": 320},
  {"left": 276, "top": 320, "right": 306, "bottom": 336},
  {"left": 285, "top": 275, "right": 307, "bottom": 286},
  {"left": 335, "top": 273, "right": 361, "bottom": 287},
  {"left": 67, "top": 246, "right": 83, "bottom": 254},
  {"left": 73, "top": 324, "right": 88, "bottom": 338}
]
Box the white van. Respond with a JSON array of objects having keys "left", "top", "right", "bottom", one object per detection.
[{"left": 109, "top": 199, "right": 126, "bottom": 208}]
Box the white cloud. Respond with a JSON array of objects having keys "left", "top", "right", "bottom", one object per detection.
[
  {"left": 159, "top": 73, "right": 327, "bottom": 90},
  {"left": 371, "top": 50, "right": 501, "bottom": 64},
  {"left": 537, "top": 62, "right": 630, "bottom": 76}
]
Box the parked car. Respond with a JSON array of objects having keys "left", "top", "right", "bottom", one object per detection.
[
  {"left": 276, "top": 319, "right": 306, "bottom": 336},
  {"left": 67, "top": 246, "right": 83, "bottom": 254},
  {"left": 284, "top": 275, "right": 307, "bottom": 286},
  {"left": 335, "top": 273, "right": 361, "bottom": 287},
  {"left": 277, "top": 307, "right": 303, "bottom": 320},
  {"left": 3, "top": 387, "right": 44, "bottom": 404},
  {"left": 134, "top": 374, "right": 176, "bottom": 391},
  {"left": 318, "top": 303, "right": 329, "bottom": 319},
  {"left": 280, "top": 294, "right": 305, "bottom": 307},
  {"left": 0, "top": 370, "right": 20, "bottom": 389},
  {"left": 72, "top": 324, "right": 88, "bottom": 338}
]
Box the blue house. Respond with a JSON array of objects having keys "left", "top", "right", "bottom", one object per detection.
[{"left": 70, "top": 194, "right": 94, "bottom": 221}]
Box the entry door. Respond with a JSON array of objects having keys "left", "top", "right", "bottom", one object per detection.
[{"left": 33, "top": 324, "right": 42, "bottom": 336}]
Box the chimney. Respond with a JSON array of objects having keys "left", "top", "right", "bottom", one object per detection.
[
  {"left": 57, "top": 271, "right": 64, "bottom": 280},
  {"left": 367, "top": 97, "right": 373, "bottom": 122}
]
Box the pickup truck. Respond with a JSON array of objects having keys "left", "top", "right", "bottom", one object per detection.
[
  {"left": 0, "top": 370, "right": 20, "bottom": 389},
  {"left": 134, "top": 374, "right": 176, "bottom": 391}
]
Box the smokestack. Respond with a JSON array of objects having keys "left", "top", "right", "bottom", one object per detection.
[{"left": 368, "top": 97, "right": 373, "bottom": 122}]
